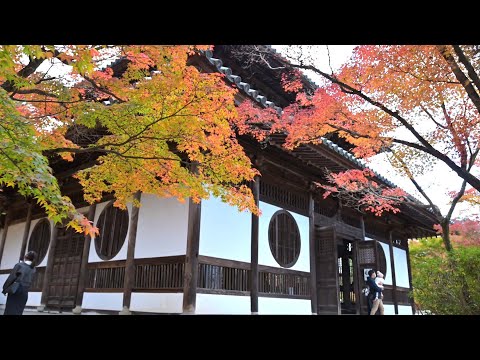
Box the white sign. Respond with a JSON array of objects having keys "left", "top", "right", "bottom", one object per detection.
[{"left": 364, "top": 268, "right": 372, "bottom": 281}]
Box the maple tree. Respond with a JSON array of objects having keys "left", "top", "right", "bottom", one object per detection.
[
  {"left": 0, "top": 45, "right": 259, "bottom": 236},
  {"left": 442, "top": 217, "right": 480, "bottom": 247},
  {"left": 234, "top": 45, "right": 480, "bottom": 252}
]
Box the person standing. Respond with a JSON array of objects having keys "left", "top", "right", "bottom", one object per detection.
[
  {"left": 2, "top": 251, "right": 37, "bottom": 315},
  {"left": 369, "top": 270, "right": 385, "bottom": 315},
  {"left": 366, "top": 269, "right": 383, "bottom": 315}
]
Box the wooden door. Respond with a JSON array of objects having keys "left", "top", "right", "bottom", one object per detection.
[
  {"left": 355, "top": 240, "right": 378, "bottom": 314},
  {"left": 338, "top": 239, "right": 357, "bottom": 314},
  {"left": 46, "top": 227, "right": 85, "bottom": 310},
  {"left": 315, "top": 226, "right": 340, "bottom": 315}
]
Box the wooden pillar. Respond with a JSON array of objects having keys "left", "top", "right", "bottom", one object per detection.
[
  {"left": 38, "top": 225, "right": 59, "bottom": 311},
  {"left": 308, "top": 191, "right": 317, "bottom": 314},
  {"left": 388, "top": 229, "right": 398, "bottom": 314},
  {"left": 404, "top": 236, "right": 415, "bottom": 315},
  {"left": 19, "top": 201, "right": 33, "bottom": 261},
  {"left": 250, "top": 176, "right": 260, "bottom": 314},
  {"left": 360, "top": 215, "right": 366, "bottom": 240},
  {"left": 0, "top": 210, "right": 12, "bottom": 268},
  {"left": 355, "top": 215, "right": 367, "bottom": 314},
  {"left": 182, "top": 195, "right": 202, "bottom": 314},
  {"left": 73, "top": 204, "right": 97, "bottom": 314},
  {"left": 336, "top": 198, "right": 342, "bottom": 221},
  {"left": 120, "top": 191, "right": 142, "bottom": 315}
]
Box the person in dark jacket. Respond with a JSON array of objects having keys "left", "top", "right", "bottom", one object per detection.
[
  {"left": 366, "top": 269, "right": 383, "bottom": 315},
  {"left": 2, "top": 251, "right": 37, "bottom": 315}
]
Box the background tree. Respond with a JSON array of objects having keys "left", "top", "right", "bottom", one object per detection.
[
  {"left": 0, "top": 45, "right": 259, "bottom": 235},
  {"left": 410, "top": 236, "right": 480, "bottom": 314}
]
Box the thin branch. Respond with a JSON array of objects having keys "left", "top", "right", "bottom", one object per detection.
[
  {"left": 82, "top": 75, "right": 126, "bottom": 103},
  {"left": 446, "top": 179, "right": 468, "bottom": 222},
  {"left": 326, "top": 46, "right": 335, "bottom": 75},
  {"left": 10, "top": 97, "right": 83, "bottom": 104},
  {"left": 11, "top": 89, "right": 59, "bottom": 98},
  {"left": 420, "top": 105, "right": 448, "bottom": 130}
]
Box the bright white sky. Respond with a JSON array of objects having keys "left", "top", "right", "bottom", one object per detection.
[{"left": 273, "top": 45, "right": 478, "bottom": 220}]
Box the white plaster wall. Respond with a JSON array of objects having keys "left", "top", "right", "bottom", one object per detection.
[
  {"left": 0, "top": 280, "right": 41, "bottom": 307},
  {"left": 393, "top": 247, "right": 410, "bottom": 288},
  {"left": 383, "top": 304, "right": 395, "bottom": 315},
  {"left": 130, "top": 292, "right": 183, "bottom": 313},
  {"left": 258, "top": 297, "right": 311, "bottom": 314},
  {"left": 26, "top": 292, "right": 42, "bottom": 307},
  {"left": 199, "top": 196, "right": 251, "bottom": 262},
  {"left": 195, "top": 293, "right": 251, "bottom": 314},
  {"left": 259, "top": 202, "right": 310, "bottom": 272},
  {"left": 0, "top": 275, "right": 7, "bottom": 305},
  {"left": 88, "top": 201, "right": 130, "bottom": 262},
  {"left": 82, "top": 292, "right": 123, "bottom": 311},
  {"left": 379, "top": 242, "right": 393, "bottom": 286},
  {"left": 1, "top": 222, "right": 25, "bottom": 269},
  {"left": 135, "top": 195, "right": 189, "bottom": 258},
  {"left": 382, "top": 304, "right": 413, "bottom": 315},
  {"left": 397, "top": 305, "right": 413, "bottom": 315}
]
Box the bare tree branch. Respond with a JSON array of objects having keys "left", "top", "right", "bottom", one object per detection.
[
  {"left": 437, "top": 45, "right": 480, "bottom": 115},
  {"left": 452, "top": 45, "right": 480, "bottom": 93}
]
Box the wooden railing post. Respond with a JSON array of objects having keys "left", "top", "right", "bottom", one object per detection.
[
  {"left": 38, "top": 225, "right": 59, "bottom": 312},
  {"left": 250, "top": 176, "right": 260, "bottom": 314},
  {"left": 120, "top": 191, "right": 142, "bottom": 315},
  {"left": 182, "top": 195, "right": 202, "bottom": 314},
  {"left": 73, "top": 204, "right": 97, "bottom": 314},
  {"left": 0, "top": 210, "right": 12, "bottom": 268},
  {"left": 388, "top": 229, "right": 399, "bottom": 314},
  {"left": 308, "top": 191, "right": 317, "bottom": 314}
]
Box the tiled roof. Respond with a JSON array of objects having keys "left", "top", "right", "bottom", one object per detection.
[{"left": 203, "top": 49, "right": 398, "bottom": 189}]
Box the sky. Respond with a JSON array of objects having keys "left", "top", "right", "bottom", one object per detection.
[{"left": 273, "top": 45, "right": 477, "bottom": 220}]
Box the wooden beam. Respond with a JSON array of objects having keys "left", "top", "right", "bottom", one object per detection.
[
  {"left": 182, "top": 194, "right": 202, "bottom": 314},
  {"left": 18, "top": 201, "right": 33, "bottom": 261},
  {"left": 73, "top": 204, "right": 96, "bottom": 314},
  {"left": 404, "top": 237, "right": 416, "bottom": 314},
  {"left": 250, "top": 176, "right": 260, "bottom": 314},
  {"left": 0, "top": 210, "right": 12, "bottom": 268},
  {"left": 308, "top": 191, "right": 317, "bottom": 314},
  {"left": 38, "top": 225, "right": 59, "bottom": 311},
  {"left": 120, "top": 191, "right": 142, "bottom": 315},
  {"left": 388, "top": 230, "right": 398, "bottom": 314}
]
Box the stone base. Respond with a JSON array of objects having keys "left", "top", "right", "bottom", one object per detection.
[
  {"left": 72, "top": 306, "right": 82, "bottom": 315},
  {"left": 251, "top": 311, "right": 259, "bottom": 315},
  {"left": 119, "top": 306, "right": 132, "bottom": 315}
]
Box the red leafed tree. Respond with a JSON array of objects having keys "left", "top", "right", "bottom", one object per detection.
[
  {"left": 448, "top": 218, "right": 480, "bottom": 246},
  {"left": 234, "top": 45, "right": 480, "bottom": 253}
]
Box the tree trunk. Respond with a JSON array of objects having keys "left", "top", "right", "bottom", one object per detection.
[
  {"left": 440, "top": 221, "right": 453, "bottom": 253},
  {"left": 441, "top": 221, "right": 475, "bottom": 313}
]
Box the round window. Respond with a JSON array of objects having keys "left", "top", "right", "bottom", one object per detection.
[
  {"left": 268, "top": 210, "right": 301, "bottom": 268},
  {"left": 95, "top": 202, "right": 129, "bottom": 260},
  {"left": 27, "top": 218, "right": 51, "bottom": 265},
  {"left": 377, "top": 242, "right": 387, "bottom": 280}
]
